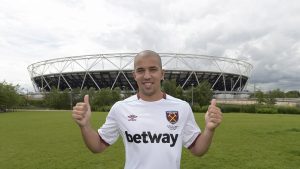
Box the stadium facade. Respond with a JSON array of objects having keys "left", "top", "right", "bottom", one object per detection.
[{"left": 27, "top": 53, "right": 253, "bottom": 94}]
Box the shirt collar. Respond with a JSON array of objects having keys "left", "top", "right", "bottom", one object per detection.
[{"left": 137, "top": 92, "right": 166, "bottom": 100}]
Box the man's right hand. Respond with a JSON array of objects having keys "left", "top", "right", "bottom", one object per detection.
[
  {"left": 72, "top": 95, "right": 91, "bottom": 127},
  {"left": 72, "top": 95, "right": 108, "bottom": 153}
]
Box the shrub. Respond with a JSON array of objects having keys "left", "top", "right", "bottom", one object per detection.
[
  {"left": 256, "top": 107, "right": 278, "bottom": 114},
  {"left": 191, "top": 103, "right": 300, "bottom": 114},
  {"left": 200, "top": 105, "right": 209, "bottom": 113},
  {"left": 94, "top": 105, "right": 112, "bottom": 112},
  {"left": 24, "top": 99, "right": 46, "bottom": 109},
  {"left": 44, "top": 89, "right": 71, "bottom": 110},
  {"left": 101, "top": 105, "right": 112, "bottom": 112},
  {"left": 219, "top": 104, "right": 241, "bottom": 113},
  {"left": 192, "top": 104, "right": 202, "bottom": 113},
  {"left": 240, "top": 104, "right": 256, "bottom": 113},
  {"left": 277, "top": 106, "right": 300, "bottom": 114}
]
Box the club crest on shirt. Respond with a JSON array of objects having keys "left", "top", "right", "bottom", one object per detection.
[{"left": 166, "top": 111, "right": 179, "bottom": 124}]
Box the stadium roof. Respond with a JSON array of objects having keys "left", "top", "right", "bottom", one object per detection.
[{"left": 28, "top": 53, "right": 253, "bottom": 93}]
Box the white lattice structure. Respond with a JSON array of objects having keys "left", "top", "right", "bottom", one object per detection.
[{"left": 27, "top": 53, "right": 253, "bottom": 93}]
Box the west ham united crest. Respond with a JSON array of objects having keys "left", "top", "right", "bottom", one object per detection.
[{"left": 166, "top": 111, "right": 179, "bottom": 124}]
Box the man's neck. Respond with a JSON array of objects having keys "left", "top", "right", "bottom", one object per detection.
[{"left": 137, "top": 91, "right": 166, "bottom": 101}]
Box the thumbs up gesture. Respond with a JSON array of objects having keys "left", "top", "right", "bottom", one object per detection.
[
  {"left": 205, "top": 99, "right": 223, "bottom": 131},
  {"left": 72, "top": 95, "right": 92, "bottom": 127}
]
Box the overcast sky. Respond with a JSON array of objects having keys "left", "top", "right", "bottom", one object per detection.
[{"left": 0, "top": 0, "right": 299, "bottom": 92}]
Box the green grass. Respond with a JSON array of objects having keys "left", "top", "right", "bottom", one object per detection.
[{"left": 0, "top": 111, "right": 299, "bottom": 169}]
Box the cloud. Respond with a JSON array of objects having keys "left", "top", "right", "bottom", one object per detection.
[
  {"left": 243, "top": 31, "right": 300, "bottom": 90},
  {"left": 0, "top": 0, "right": 299, "bottom": 92}
]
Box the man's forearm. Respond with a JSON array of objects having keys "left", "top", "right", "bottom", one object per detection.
[
  {"left": 190, "top": 128, "right": 215, "bottom": 156},
  {"left": 80, "top": 125, "right": 108, "bottom": 153}
]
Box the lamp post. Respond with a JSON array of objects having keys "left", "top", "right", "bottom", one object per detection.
[
  {"left": 122, "top": 85, "right": 125, "bottom": 99},
  {"left": 69, "top": 89, "right": 73, "bottom": 110},
  {"left": 191, "top": 83, "right": 194, "bottom": 106}
]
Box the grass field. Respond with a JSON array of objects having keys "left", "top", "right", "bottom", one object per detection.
[{"left": 0, "top": 111, "right": 299, "bottom": 169}]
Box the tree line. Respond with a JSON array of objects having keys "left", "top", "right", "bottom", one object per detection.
[
  {"left": 0, "top": 80, "right": 213, "bottom": 111},
  {"left": 42, "top": 80, "right": 214, "bottom": 111},
  {"left": 1, "top": 81, "right": 299, "bottom": 112},
  {"left": 250, "top": 89, "right": 300, "bottom": 105}
]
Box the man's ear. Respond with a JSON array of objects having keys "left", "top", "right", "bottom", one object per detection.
[
  {"left": 161, "top": 69, "right": 165, "bottom": 80},
  {"left": 132, "top": 71, "right": 136, "bottom": 80}
]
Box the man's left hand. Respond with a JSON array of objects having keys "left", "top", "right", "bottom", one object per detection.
[{"left": 205, "top": 99, "right": 223, "bottom": 131}]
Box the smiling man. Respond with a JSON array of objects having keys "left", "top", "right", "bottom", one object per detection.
[
  {"left": 133, "top": 50, "right": 165, "bottom": 100},
  {"left": 72, "top": 50, "right": 223, "bottom": 169}
]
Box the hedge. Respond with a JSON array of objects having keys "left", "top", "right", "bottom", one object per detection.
[{"left": 193, "top": 104, "right": 300, "bottom": 114}]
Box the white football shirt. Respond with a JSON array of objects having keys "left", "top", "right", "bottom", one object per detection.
[{"left": 98, "top": 94, "right": 201, "bottom": 169}]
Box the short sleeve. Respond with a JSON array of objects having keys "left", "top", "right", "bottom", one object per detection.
[
  {"left": 182, "top": 104, "right": 201, "bottom": 148},
  {"left": 98, "top": 103, "right": 120, "bottom": 145}
]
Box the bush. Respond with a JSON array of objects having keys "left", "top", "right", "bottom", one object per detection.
[
  {"left": 256, "top": 107, "right": 278, "bottom": 114},
  {"left": 0, "top": 105, "right": 7, "bottom": 112},
  {"left": 192, "top": 103, "right": 300, "bottom": 115},
  {"left": 277, "top": 106, "right": 300, "bottom": 114},
  {"left": 94, "top": 105, "right": 112, "bottom": 112},
  {"left": 28, "top": 99, "right": 45, "bottom": 107},
  {"left": 192, "top": 104, "right": 211, "bottom": 113},
  {"left": 200, "top": 105, "right": 209, "bottom": 113},
  {"left": 21, "top": 99, "right": 46, "bottom": 109},
  {"left": 240, "top": 104, "right": 256, "bottom": 113},
  {"left": 44, "top": 89, "right": 71, "bottom": 110},
  {"left": 192, "top": 104, "right": 202, "bottom": 113},
  {"left": 219, "top": 104, "right": 241, "bottom": 113}
]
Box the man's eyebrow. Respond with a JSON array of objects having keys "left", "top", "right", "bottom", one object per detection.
[
  {"left": 135, "top": 66, "right": 159, "bottom": 70},
  {"left": 135, "top": 67, "right": 144, "bottom": 71}
]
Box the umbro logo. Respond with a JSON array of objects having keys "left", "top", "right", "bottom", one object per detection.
[{"left": 128, "top": 114, "right": 138, "bottom": 121}]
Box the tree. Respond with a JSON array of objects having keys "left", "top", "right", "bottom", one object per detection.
[
  {"left": 92, "top": 88, "right": 111, "bottom": 108},
  {"left": 44, "top": 88, "right": 70, "bottom": 109},
  {"left": 111, "top": 87, "right": 121, "bottom": 103},
  {"left": 194, "top": 81, "right": 213, "bottom": 106},
  {"left": 0, "top": 81, "right": 23, "bottom": 111},
  {"left": 285, "top": 90, "right": 300, "bottom": 98},
  {"left": 162, "top": 79, "right": 177, "bottom": 97},
  {"left": 92, "top": 88, "right": 121, "bottom": 111},
  {"left": 265, "top": 90, "right": 276, "bottom": 105},
  {"left": 255, "top": 90, "right": 265, "bottom": 104},
  {"left": 185, "top": 81, "right": 213, "bottom": 106},
  {"left": 175, "top": 86, "right": 184, "bottom": 100},
  {"left": 270, "top": 89, "right": 285, "bottom": 98},
  {"left": 162, "top": 79, "right": 185, "bottom": 100}
]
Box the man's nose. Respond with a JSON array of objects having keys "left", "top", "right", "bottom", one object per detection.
[{"left": 143, "top": 70, "right": 151, "bottom": 79}]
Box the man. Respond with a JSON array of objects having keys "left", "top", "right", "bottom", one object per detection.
[{"left": 72, "top": 50, "right": 223, "bottom": 169}]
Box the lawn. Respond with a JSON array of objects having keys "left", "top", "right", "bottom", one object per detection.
[{"left": 0, "top": 111, "right": 299, "bottom": 169}]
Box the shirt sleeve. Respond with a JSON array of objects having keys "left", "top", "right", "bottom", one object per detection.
[
  {"left": 182, "top": 103, "right": 201, "bottom": 148},
  {"left": 98, "top": 103, "right": 120, "bottom": 145}
]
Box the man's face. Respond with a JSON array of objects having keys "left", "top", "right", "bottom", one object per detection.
[{"left": 133, "top": 54, "right": 164, "bottom": 98}]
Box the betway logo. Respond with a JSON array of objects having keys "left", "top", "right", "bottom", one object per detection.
[{"left": 125, "top": 131, "right": 178, "bottom": 147}]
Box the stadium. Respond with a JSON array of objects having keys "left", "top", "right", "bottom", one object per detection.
[{"left": 27, "top": 53, "right": 253, "bottom": 94}]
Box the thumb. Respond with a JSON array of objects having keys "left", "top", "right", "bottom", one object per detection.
[
  {"left": 210, "top": 99, "right": 217, "bottom": 106},
  {"left": 84, "top": 95, "right": 90, "bottom": 105}
]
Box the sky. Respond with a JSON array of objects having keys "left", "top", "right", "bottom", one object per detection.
[{"left": 0, "top": 0, "right": 299, "bottom": 92}]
